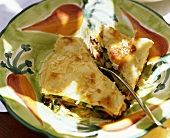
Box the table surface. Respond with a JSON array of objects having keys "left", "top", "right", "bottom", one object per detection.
[
  {"left": 0, "top": 0, "right": 170, "bottom": 137},
  {"left": 0, "top": 112, "right": 47, "bottom": 138}
]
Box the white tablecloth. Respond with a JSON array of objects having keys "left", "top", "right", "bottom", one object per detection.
[{"left": 0, "top": 0, "right": 170, "bottom": 112}]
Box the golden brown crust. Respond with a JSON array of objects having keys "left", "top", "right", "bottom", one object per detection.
[
  {"left": 98, "top": 26, "right": 153, "bottom": 90},
  {"left": 41, "top": 36, "right": 126, "bottom": 116}
]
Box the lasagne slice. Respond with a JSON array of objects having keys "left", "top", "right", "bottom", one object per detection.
[
  {"left": 41, "top": 36, "right": 126, "bottom": 119},
  {"left": 91, "top": 26, "right": 153, "bottom": 90}
]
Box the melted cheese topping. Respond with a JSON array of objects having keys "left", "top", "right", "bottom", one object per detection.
[
  {"left": 41, "top": 36, "right": 126, "bottom": 116},
  {"left": 92, "top": 26, "right": 153, "bottom": 90}
]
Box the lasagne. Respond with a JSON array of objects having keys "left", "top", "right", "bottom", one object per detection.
[
  {"left": 41, "top": 26, "right": 153, "bottom": 121},
  {"left": 90, "top": 26, "right": 153, "bottom": 90},
  {"left": 41, "top": 36, "right": 127, "bottom": 119}
]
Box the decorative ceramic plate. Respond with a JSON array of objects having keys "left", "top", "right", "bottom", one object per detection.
[
  {"left": 135, "top": 0, "right": 164, "bottom": 3},
  {"left": 0, "top": 0, "right": 170, "bottom": 137}
]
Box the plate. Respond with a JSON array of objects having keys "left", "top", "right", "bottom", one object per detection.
[
  {"left": 135, "top": 0, "right": 164, "bottom": 3},
  {"left": 0, "top": 0, "right": 170, "bottom": 137}
]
